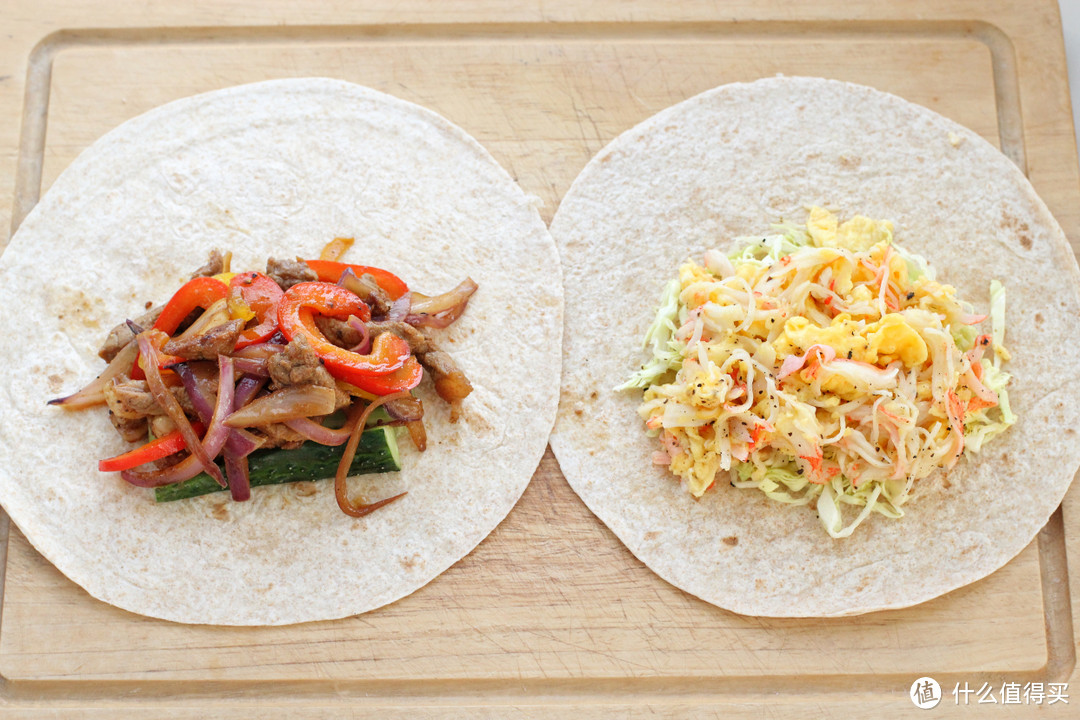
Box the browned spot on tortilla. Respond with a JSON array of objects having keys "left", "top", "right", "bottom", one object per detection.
[
  {"left": 722, "top": 536, "right": 739, "bottom": 546},
  {"left": 755, "top": 578, "right": 765, "bottom": 590},
  {"left": 47, "top": 373, "right": 64, "bottom": 392},
  {"left": 1035, "top": 312, "right": 1044, "bottom": 325},
  {"left": 1001, "top": 452, "right": 1009, "bottom": 464},
  {"left": 838, "top": 154, "right": 860, "bottom": 168},
  {"left": 145, "top": 300, "right": 153, "bottom": 309},
  {"left": 961, "top": 544, "right": 977, "bottom": 556},
  {"left": 49, "top": 286, "right": 104, "bottom": 327},
  {"left": 292, "top": 482, "right": 317, "bottom": 497},
  {"left": 643, "top": 531, "right": 660, "bottom": 541},
  {"left": 460, "top": 408, "right": 493, "bottom": 432},
  {"left": 211, "top": 503, "right": 229, "bottom": 521},
  {"left": 664, "top": 125, "right": 677, "bottom": 132},
  {"left": 574, "top": 408, "right": 583, "bottom": 416},
  {"left": 589, "top": 391, "right": 598, "bottom": 400},
  {"left": 1000, "top": 208, "right": 1033, "bottom": 249},
  {"left": 1067, "top": 428, "right": 1077, "bottom": 436},
  {"left": 399, "top": 553, "right": 423, "bottom": 570}
]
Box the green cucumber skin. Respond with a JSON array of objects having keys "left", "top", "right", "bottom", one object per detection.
[{"left": 154, "top": 427, "right": 400, "bottom": 503}]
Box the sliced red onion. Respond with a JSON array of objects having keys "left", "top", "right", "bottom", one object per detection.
[
  {"left": 138, "top": 335, "right": 225, "bottom": 486},
  {"left": 226, "top": 376, "right": 266, "bottom": 459},
  {"left": 122, "top": 342, "right": 231, "bottom": 488},
  {"left": 234, "top": 375, "right": 267, "bottom": 408},
  {"left": 48, "top": 340, "right": 139, "bottom": 409},
  {"left": 384, "top": 395, "right": 424, "bottom": 422},
  {"left": 225, "top": 385, "right": 337, "bottom": 427},
  {"left": 406, "top": 278, "right": 477, "bottom": 328},
  {"left": 120, "top": 453, "right": 206, "bottom": 487},
  {"left": 178, "top": 363, "right": 262, "bottom": 458},
  {"left": 283, "top": 416, "right": 352, "bottom": 446},
  {"left": 346, "top": 315, "right": 372, "bottom": 355},
  {"left": 232, "top": 357, "right": 269, "bottom": 377},
  {"left": 224, "top": 451, "right": 251, "bottom": 502},
  {"left": 336, "top": 267, "right": 357, "bottom": 286},
  {"left": 405, "top": 419, "right": 427, "bottom": 452},
  {"left": 175, "top": 363, "right": 214, "bottom": 424},
  {"left": 385, "top": 295, "right": 410, "bottom": 322},
  {"left": 231, "top": 342, "right": 285, "bottom": 360}
]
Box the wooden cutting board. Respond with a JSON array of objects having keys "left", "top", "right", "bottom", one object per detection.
[{"left": 0, "top": 1, "right": 1077, "bottom": 716}]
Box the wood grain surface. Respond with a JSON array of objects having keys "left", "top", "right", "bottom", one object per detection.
[{"left": 0, "top": 0, "right": 1077, "bottom": 716}]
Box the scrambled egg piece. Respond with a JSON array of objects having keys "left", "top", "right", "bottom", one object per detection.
[
  {"left": 807, "top": 205, "right": 893, "bottom": 251},
  {"left": 772, "top": 313, "right": 927, "bottom": 368}
]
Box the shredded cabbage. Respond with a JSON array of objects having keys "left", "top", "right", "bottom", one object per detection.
[
  {"left": 622, "top": 208, "right": 1016, "bottom": 538},
  {"left": 616, "top": 278, "right": 682, "bottom": 390}
]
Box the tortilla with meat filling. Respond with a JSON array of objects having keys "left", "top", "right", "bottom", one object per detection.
[{"left": 0, "top": 78, "right": 562, "bottom": 625}]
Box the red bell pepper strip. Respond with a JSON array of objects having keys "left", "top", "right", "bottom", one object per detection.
[
  {"left": 278, "top": 282, "right": 416, "bottom": 391},
  {"left": 229, "top": 271, "right": 285, "bottom": 349},
  {"left": 132, "top": 277, "right": 229, "bottom": 380},
  {"left": 304, "top": 259, "right": 409, "bottom": 300},
  {"left": 153, "top": 276, "right": 229, "bottom": 335},
  {"left": 99, "top": 421, "right": 206, "bottom": 472},
  {"left": 344, "top": 355, "right": 423, "bottom": 395}
]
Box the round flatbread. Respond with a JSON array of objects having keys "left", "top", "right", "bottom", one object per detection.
[
  {"left": 0, "top": 78, "right": 562, "bottom": 625},
  {"left": 549, "top": 76, "right": 1080, "bottom": 616}
]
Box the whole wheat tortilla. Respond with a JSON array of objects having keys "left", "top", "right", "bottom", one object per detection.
[
  {"left": 549, "top": 76, "right": 1080, "bottom": 616},
  {"left": 0, "top": 78, "right": 562, "bottom": 625}
]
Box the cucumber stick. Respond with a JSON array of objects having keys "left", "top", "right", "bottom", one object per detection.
[{"left": 154, "top": 426, "right": 401, "bottom": 502}]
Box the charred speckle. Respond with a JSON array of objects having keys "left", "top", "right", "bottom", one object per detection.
[
  {"left": 980, "top": 337, "right": 990, "bottom": 346},
  {"left": 906, "top": 292, "right": 915, "bottom": 300},
  {"left": 847, "top": 350, "right": 853, "bottom": 359}
]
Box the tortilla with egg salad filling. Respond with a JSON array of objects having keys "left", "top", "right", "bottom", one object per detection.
[
  {"left": 549, "top": 76, "right": 1080, "bottom": 617},
  {"left": 619, "top": 207, "right": 1015, "bottom": 538}
]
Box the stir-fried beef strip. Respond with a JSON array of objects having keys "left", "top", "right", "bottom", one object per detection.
[
  {"left": 254, "top": 423, "right": 307, "bottom": 450},
  {"left": 98, "top": 305, "right": 163, "bottom": 362},
  {"left": 109, "top": 413, "right": 148, "bottom": 443},
  {"left": 190, "top": 249, "right": 225, "bottom": 278},
  {"left": 267, "top": 334, "right": 350, "bottom": 410},
  {"left": 352, "top": 273, "right": 393, "bottom": 317},
  {"left": 315, "top": 316, "right": 361, "bottom": 349},
  {"left": 268, "top": 335, "right": 335, "bottom": 388},
  {"left": 267, "top": 257, "right": 317, "bottom": 291},
  {"left": 362, "top": 321, "right": 473, "bottom": 413},
  {"left": 384, "top": 395, "right": 424, "bottom": 422},
  {"left": 105, "top": 377, "right": 198, "bottom": 419},
  {"left": 163, "top": 319, "right": 244, "bottom": 360},
  {"left": 366, "top": 321, "right": 431, "bottom": 354},
  {"left": 421, "top": 350, "right": 473, "bottom": 406},
  {"left": 149, "top": 415, "right": 177, "bottom": 439}
]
